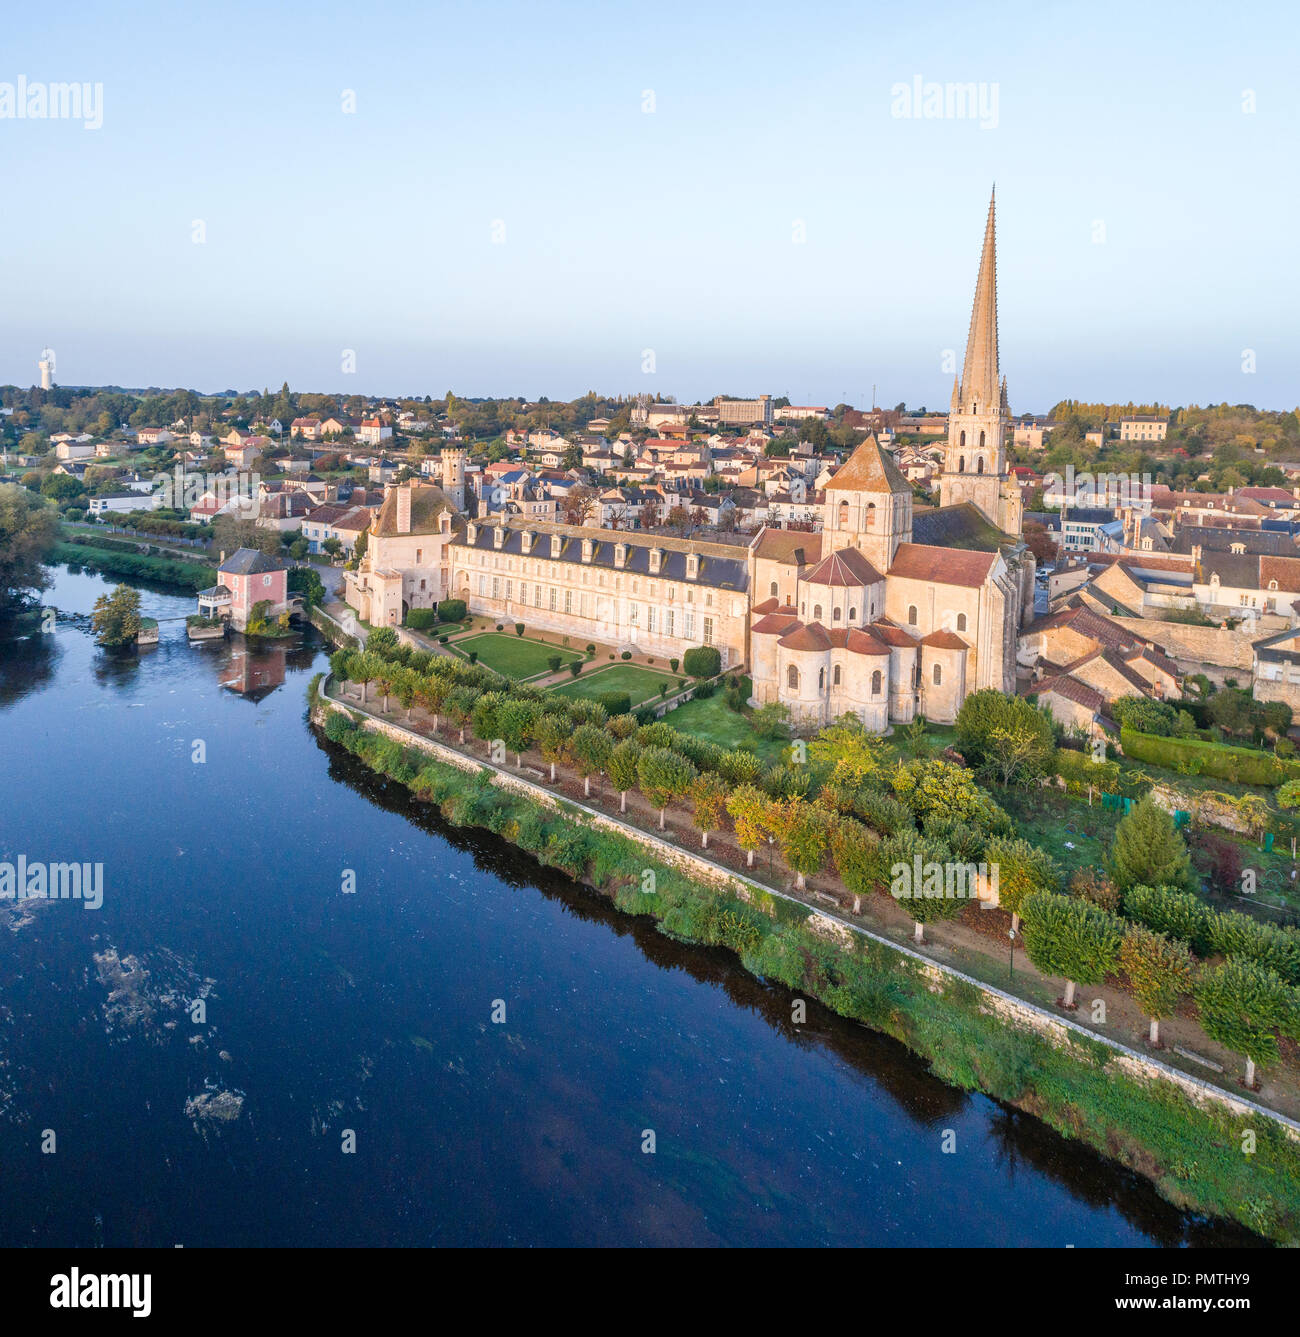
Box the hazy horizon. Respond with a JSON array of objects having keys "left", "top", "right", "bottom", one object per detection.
[{"left": 4, "top": 0, "right": 1297, "bottom": 412}]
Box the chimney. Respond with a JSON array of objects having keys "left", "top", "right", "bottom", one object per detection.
[{"left": 396, "top": 486, "right": 412, "bottom": 534}]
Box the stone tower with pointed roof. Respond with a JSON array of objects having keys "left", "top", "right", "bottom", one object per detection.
[
  {"left": 821, "top": 434, "right": 912, "bottom": 570},
  {"left": 941, "top": 188, "right": 1023, "bottom": 537}
]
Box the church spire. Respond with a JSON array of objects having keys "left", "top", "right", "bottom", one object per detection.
[{"left": 958, "top": 187, "right": 999, "bottom": 411}]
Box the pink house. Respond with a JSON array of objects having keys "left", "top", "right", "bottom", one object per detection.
[{"left": 198, "top": 548, "right": 289, "bottom": 631}]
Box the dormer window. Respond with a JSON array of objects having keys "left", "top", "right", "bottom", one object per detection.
[
  {"left": 615, "top": 542, "right": 628, "bottom": 568},
  {"left": 686, "top": 553, "right": 699, "bottom": 579},
  {"left": 493, "top": 525, "right": 505, "bottom": 549},
  {"left": 467, "top": 521, "right": 479, "bottom": 544},
  {"left": 581, "top": 538, "right": 594, "bottom": 563},
  {"left": 1269, "top": 579, "right": 1279, "bottom": 591},
  {"left": 649, "top": 548, "right": 663, "bottom": 575},
  {"left": 550, "top": 534, "right": 562, "bottom": 558},
  {"left": 522, "top": 530, "right": 533, "bottom": 554}
]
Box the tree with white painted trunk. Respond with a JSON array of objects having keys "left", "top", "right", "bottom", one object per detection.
[
  {"left": 1118, "top": 923, "right": 1193, "bottom": 1048},
  {"left": 1019, "top": 891, "right": 1123, "bottom": 1011}
]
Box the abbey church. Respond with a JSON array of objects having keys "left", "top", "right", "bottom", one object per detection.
[{"left": 345, "top": 189, "right": 1034, "bottom": 732}]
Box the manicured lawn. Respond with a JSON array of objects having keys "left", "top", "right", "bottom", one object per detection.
[
  {"left": 454, "top": 632, "right": 574, "bottom": 678},
  {"left": 551, "top": 663, "right": 677, "bottom": 706},
  {"left": 662, "top": 693, "right": 786, "bottom": 765}
]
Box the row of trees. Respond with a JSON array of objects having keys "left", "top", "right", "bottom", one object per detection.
[{"left": 331, "top": 634, "right": 1300, "bottom": 1088}]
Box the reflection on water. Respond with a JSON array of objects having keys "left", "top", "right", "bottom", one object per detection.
[{"left": 0, "top": 566, "right": 1262, "bottom": 1248}]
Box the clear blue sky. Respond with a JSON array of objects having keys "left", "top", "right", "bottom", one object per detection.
[{"left": 2, "top": 0, "right": 1296, "bottom": 411}]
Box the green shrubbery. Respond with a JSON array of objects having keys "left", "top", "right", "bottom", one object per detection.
[
  {"left": 682, "top": 645, "right": 721, "bottom": 679},
  {"left": 1121, "top": 728, "right": 1300, "bottom": 786},
  {"left": 438, "top": 599, "right": 466, "bottom": 622},
  {"left": 405, "top": 608, "right": 439, "bottom": 630}
]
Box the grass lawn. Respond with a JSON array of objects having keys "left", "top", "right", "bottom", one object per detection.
[
  {"left": 662, "top": 693, "right": 787, "bottom": 765},
  {"left": 454, "top": 632, "right": 573, "bottom": 678},
  {"left": 551, "top": 662, "right": 677, "bottom": 706}
]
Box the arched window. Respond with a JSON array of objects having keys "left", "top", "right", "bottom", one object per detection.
[
  {"left": 838, "top": 500, "right": 850, "bottom": 530},
  {"left": 871, "top": 669, "right": 882, "bottom": 695},
  {"left": 956, "top": 613, "right": 966, "bottom": 632},
  {"left": 866, "top": 501, "right": 876, "bottom": 525},
  {"left": 833, "top": 664, "right": 842, "bottom": 687},
  {"left": 933, "top": 663, "right": 943, "bottom": 685},
  {"left": 848, "top": 607, "right": 857, "bottom": 621},
  {"left": 959, "top": 430, "right": 966, "bottom": 448},
  {"left": 818, "top": 667, "right": 825, "bottom": 689},
  {"left": 978, "top": 430, "right": 986, "bottom": 448},
  {"left": 813, "top": 604, "right": 822, "bottom": 621},
  {"left": 833, "top": 607, "right": 841, "bottom": 622},
  {"left": 1269, "top": 579, "right": 1279, "bottom": 590},
  {"left": 787, "top": 665, "right": 799, "bottom": 690},
  {"left": 770, "top": 581, "right": 778, "bottom": 596},
  {"left": 907, "top": 604, "right": 918, "bottom": 625},
  {"left": 976, "top": 456, "right": 985, "bottom": 474},
  {"left": 958, "top": 455, "right": 965, "bottom": 473}
]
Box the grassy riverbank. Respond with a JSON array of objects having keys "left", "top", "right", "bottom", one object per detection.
[
  {"left": 310, "top": 676, "right": 1300, "bottom": 1245},
  {"left": 51, "top": 541, "right": 214, "bottom": 592}
]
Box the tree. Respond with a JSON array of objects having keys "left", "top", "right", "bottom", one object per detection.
[
  {"left": 767, "top": 797, "right": 830, "bottom": 891},
  {"left": 725, "top": 784, "right": 769, "bottom": 867},
  {"left": 535, "top": 713, "right": 570, "bottom": 782},
  {"left": 1109, "top": 796, "right": 1197, "bottom": 895},
  {"left": 955, "top": 689, "right": 1054, "bottom": 784},
  {"left": 394, "top": 668, "right": 418, "bottom": 721},
  {"left": 444, "top": 684, "right": 478, "bottom": 743},
  {"left": 416, "top": 673, "right": 450, "bottom": 732},
  {"left": 831, "top": 817, "right": 881, "bottom": 913},
  {"left": 91, "top": 583, "right": 142, "bottom": 647},
  {"left": 1020, "top": 891, "right": 1124, "bottom": 1010},
  {"left": 689, "top": 773, "right": 728, "bottom": 848},
  {"left": 0, "top": 484, "right": 58, "bottom": 616},
  {"left": 1194, "top": 957, "right": 1295, "bottom": 1088},
  {"left": 570, "top": 724, "right": 612, "bottom": 797},
  {"left": 985, "top": 837, "right": 1060, "bottom": 933},
  {"left": 1119, "top": 925, "right": 1193, "bottom": 1047},
  {"left": 497, "top": 698, "right": 540, "bottom": 768},
  {"left": 882, "top": 830, "right": 964, "bottom": 941},
  {"left": 637, "top": 747, "right": 698, "bottom": 828},
  {"left": 288, "top": 566, "right": 324, "bottom": 608},
  {"left": 751, "top": 701, "right": 790, "bottom": 741},
  {"left": 607, "top": 738, "right": 642, "bottom": 813},
  {"left": 809, "top": 717, "right": 887, "bottom": 787}
]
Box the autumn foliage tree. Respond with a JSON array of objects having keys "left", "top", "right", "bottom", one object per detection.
[
  {"left": 689, "top": 773, "right": 729, "bottom": 848},
  {"left": 725, "top": 784, "right": 769, "bottom": 867}
]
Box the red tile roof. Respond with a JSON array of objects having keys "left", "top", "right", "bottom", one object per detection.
[{"left": 889, "top": 543, "right": 997, "bottom": 586}]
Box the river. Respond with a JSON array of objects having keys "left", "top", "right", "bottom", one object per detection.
[{"left": 0, "top": 565, "right": 1256, "bottom": 1246}]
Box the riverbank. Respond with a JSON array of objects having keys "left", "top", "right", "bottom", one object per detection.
[
  {"left": 51, "top": 540, "right": 213, "bottom": 592},
  {"left": 310, "top": 673, "right": 1300, "bottom": 1244}
]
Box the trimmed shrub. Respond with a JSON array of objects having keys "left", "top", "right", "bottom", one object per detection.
[
  {"left": 1205, "top": 911, "right": 1300, "bottom": 984},
  {"left": 547, "top": 654, "right": 562, "bottom": 672},
  {"left": 1122, "top": 884, "right": 1212, "bottom": 955},
  {"left": 597, "top": 690, "right": 632, "bottom": 716},
  {"left": 1120, "top": 728, "right": 1300, "bottom": 786},
  {"left": 438, "top": 599, "right": 466, "bottom": 622},
  {"left": 568, "top": 659, "right": 583, "bottom": 677},
  {"left": 682, "top": 645, "right": 721, "bottom": 679},
  {"left": 405, "top": 608, "right": 438, "bottom": 630},
  {"left": 621, "top": 650, "right": 632, "bottom": 660}
]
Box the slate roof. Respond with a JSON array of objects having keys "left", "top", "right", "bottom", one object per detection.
[
  {"left": 219, "top": 548, "right": 288, "bottom": 575},
  {"left": 452, "top": 522, "right": 749, "bottom": 592}
]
